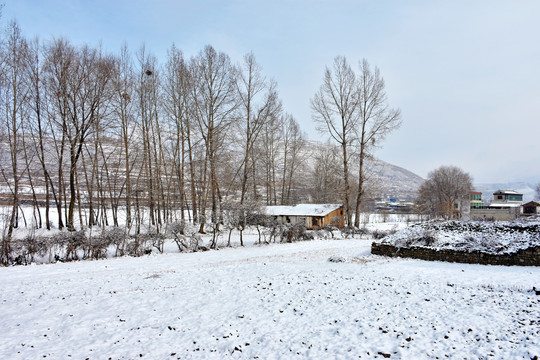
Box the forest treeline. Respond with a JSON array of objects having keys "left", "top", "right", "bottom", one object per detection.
[{"left": 0, "top": 21, "right": 350, "bottom": 240}]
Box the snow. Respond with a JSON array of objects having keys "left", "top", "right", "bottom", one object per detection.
[
  {"left": 1, "top": 231, "right": 539, "bottom": 359},
  {"left": 265, "top": 204, "right": 342, "bottom": 217},
  {"left": 380, "top": 220, "right": 540, "bottom": 254},
  {"left": 488, "top": 202, "right": 522, "bottom": 208}
]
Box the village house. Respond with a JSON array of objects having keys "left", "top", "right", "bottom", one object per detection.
[
  {"left": 470, "top": 191, "right": 484, "bottom": 208},
  {"left": 470, "top": 190, "right": 523, "bottom": 221},
  {"left": 522, "top": 201, "right": 540, "bottom": 216},
  {"left": 265, "top": 204, "right": 345, "bottom": 230}
]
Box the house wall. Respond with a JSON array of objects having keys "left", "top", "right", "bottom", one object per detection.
[
  {"left": 276, "top": 215, "right": 306, "bottom": 227},
  {"left": 523, "top": 206, "right": 540, "bottom": 215},
  {"left": 470, "top": 208, "right": 521, "bottom": 221},
  {"left": 323, "top": 208, "right": 345, "bottom": 228},
  {"left": 273, "top": 206, "right": 345, "bottom": 230}
]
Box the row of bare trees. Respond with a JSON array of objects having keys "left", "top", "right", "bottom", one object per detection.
[
  {"left": 0, "top": 22, "right": 311, "bottom": 252},
  {"left": 0, "top": 19, "right": 403, "bottom": 263}
]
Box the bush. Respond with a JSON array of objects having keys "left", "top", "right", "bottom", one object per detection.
[
  {"left": 17, "top": 234, "right": 48, "bottom": 264},
  {"left": 52, "top": 230, "right": 87, "bottom": 261},
  {"left": 281, "top": 224, "right": 307, "bottom": 243},
  {"left": 372, "top": 228, "right": 397, "bottom": 240},
  {"left": 126, "top": 234, "right": 152, "bottom": 257},
  {"left": 168, "top": 221, "right": 202, "bottom": 252},
  {"left": 101, "top": 227, "right": 127, "bottom": 256}
]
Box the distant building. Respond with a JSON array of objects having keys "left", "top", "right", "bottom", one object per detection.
[
  {"left": 265, "top": 204, "right": 344, "bottom": 229},
  {"left": 470, "top": 191, "right": 484, "bottom": 209},
  {"left": 470, "top": 189, "right": 523, "bottom": 221},
  {"left": 523, "top": 201, "right": 540, "bottom": 216},
  {"left": 491, "top": 190, "right": 523, "bottom": 205}
]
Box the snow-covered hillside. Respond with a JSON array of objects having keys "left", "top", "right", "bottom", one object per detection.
[{"left": 0, "top": 233, "right": 538, "bottom": 359}]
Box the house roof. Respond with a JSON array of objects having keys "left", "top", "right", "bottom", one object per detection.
[
  {"left": 493, "top": 190, "right": 522, "bottom": 196},
  {"left": 523, "top": 201, "right": 540, "bottom": 207},
  {"left": 265, "top": 204, "right": 343, "bottom": 217}
]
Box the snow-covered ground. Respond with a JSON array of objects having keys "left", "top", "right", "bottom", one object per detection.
[{"left": 1, "top": 232, "right": 539, "bottom": 359}]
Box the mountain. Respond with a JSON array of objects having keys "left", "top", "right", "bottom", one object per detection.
[
  {"left": 365, "top": 158, "right": 424, "bottom": 201},
  {"left": 302, "top": 140, "right": 425, "bottom": 201}
]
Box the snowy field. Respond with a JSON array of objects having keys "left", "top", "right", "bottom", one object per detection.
[{"left": 1, "top": 232, "right": 539, "bottom": 359}]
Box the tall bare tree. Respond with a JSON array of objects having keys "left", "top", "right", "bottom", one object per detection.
[
  {"left": 1, "top": 21, "right": 29, "bottom": 262},
  {"left": 280, "top": 114, "right": 305, "bottom": 205},
  {"left": 259, "top": 108, "right": 283, "bottom": 205},
  {"left": 111, "top": 44, "right": 136, "bottom": 229},
  {"left": 164, "top": 45, "right": 196, "bottom": 222},
  {"left": 353, "top": 59, "right": 401, "bottom": 227},
  {"left": 191, "top": 45, "right": 237, "bottom": 234},
  {"left": 234, "top": 52, "right": 280, "bottom": 204},
  {"left": 27, "top": 37, "right": 55, "bottom": 230},
  {"left": 136, "top": 45, "right": 162, "bottom": 230},
  {"left": 311, "top": 56, "right": 358, "bottom": 226}
]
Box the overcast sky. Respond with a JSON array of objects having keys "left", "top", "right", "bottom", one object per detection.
[{"left": 3, "top": 0, "right": 540, "bottom": 184}]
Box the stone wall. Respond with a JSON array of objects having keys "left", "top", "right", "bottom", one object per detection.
[{"left": 371, "top": 243, "right": 540, "bottom": 266}]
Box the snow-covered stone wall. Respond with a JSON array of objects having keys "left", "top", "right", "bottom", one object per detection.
[
  {"left": 372, "top": 220, "right": 540, "bottom": 266},
  {"left": 371, "top": 243, "right": 540, "bottom": 266}
]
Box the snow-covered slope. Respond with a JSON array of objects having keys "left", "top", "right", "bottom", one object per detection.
[{"left": 366, "top": 158, "right": 424, "bottom": 200}]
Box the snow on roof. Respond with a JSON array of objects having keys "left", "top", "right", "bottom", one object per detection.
[
  {"left": 265, "top": 204, "right": 343, "bottom": 217},
  {"left": 488, "top": 202, "right": 522, "bottom": 208},
  {"left": 494, "top": 190, "right": 522, "bottom": 195}
]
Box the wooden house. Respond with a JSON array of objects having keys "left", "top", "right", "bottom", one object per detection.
[{"left": 265, "top": 204, "right": 344, "bottom": 229}]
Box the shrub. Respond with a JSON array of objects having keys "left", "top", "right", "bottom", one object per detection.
[
  {"left": 372, "top": 228, "right": 397, "bottom": 240},
  {"left": 101, "top": 227, "right": 127, "bottom": 256},
  {"left": 52, "top": 230, "right": 87, "bottom": 261},
  {"left": 168, "top": 221, "right": 202, "bottom": 252},
  {"left": 281, "top": 224, "right": 307, "bottom": 243}
]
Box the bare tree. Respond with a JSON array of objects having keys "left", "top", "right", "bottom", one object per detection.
[
  {"left": 136, "top": 45, "right": 164, "bottom": 231},
  {"left": 163, "top": 45, "right": 197, "bottom": 223},
  {"left": 42, "top": 39, "right": 115, "bottom": 231},
  {"left": 311, "top": 56, "right": 358, "bottom": 226},
  {"left": 191, "top": 45, "right": 237, "bottom": 234},
  {"left": 234, "top": 52, "right": 280, "bottom": 204},
  {"left": 417, "top": 165, "right": 473, "bottom": 219},
  {"left": 27, "top": 37, "right": 54, "bottom": 230},
  {"left": 1, "top": 21, "right": 29, "bottom": 263},
  {"left": 536, "top": 182, "right": 540, "bottom": 200},
  {"left": 259, "top": 108, "right": 283, "bottom": 205},
  {"left": 311, "top": 142, "right": 343, "bottom": 203},
  {"left": 353, "top": 59, "right": 401, "bottom": 227},
  {"left": 111, "top": 44, "right": 136, "bottom": 229},
  {"left": 280, "top": 114, "right": 305, "bottom": 205}
]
